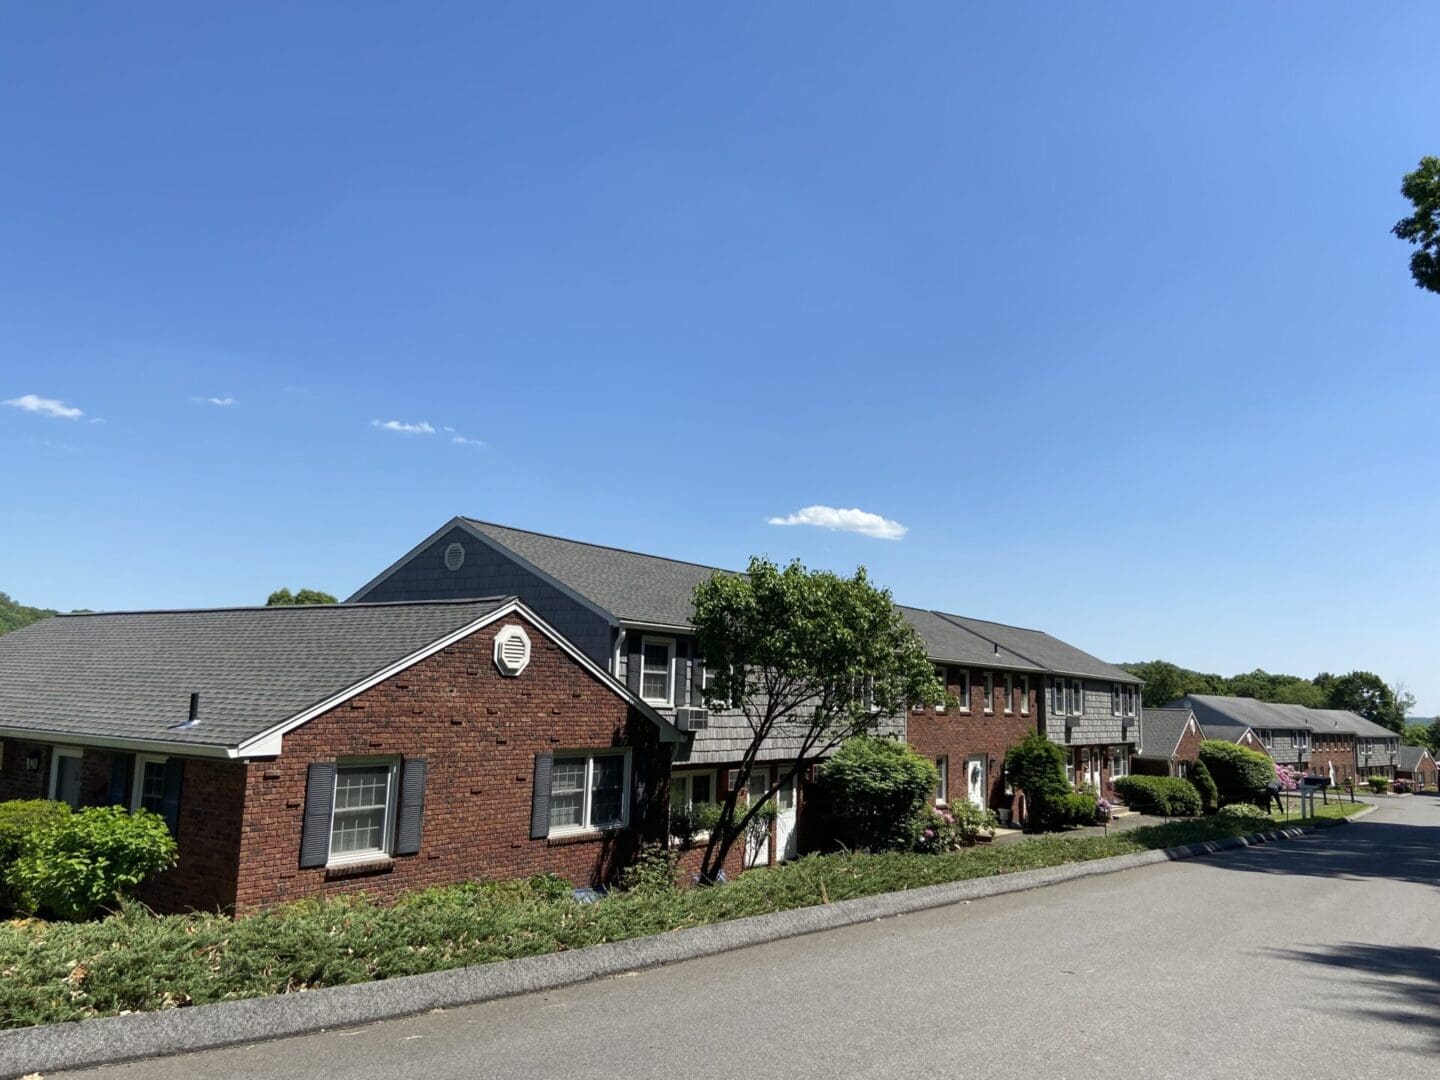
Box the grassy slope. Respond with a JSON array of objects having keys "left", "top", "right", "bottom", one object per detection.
[{"left": 0, "top": 814, "right": 1338, "bottom": 1028}]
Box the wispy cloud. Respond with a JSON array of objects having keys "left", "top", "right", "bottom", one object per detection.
[
  {"left": 443, "top": 425, "right": 484, "bottom": 447},
  {"left": 4, "top": 393, "right": 84, "bottom": 420},
  {"left": 766, "top": 505, "right": 908, "bottom": 541},
  {"left": 193, "top": 395, "right": 236, "bottom": 407},
  {"left": 371, "top": 419, "right": 436, "bottom": 435}
]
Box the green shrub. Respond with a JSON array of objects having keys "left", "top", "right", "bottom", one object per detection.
[
  {"left": 6, "top": 806, "right": 178, "bottom": 921},
  {"left": 1197, "top": 740, "right": 1275, "bottom": 806},
  {"left": 0, "top": 800, "right": 73, "bottom": 912},
  {"left": 1366, "top": 776, "right": 1390, "bottom": 794},
  {"left": 1188, "top": 760, "right": 1218, "bottom": 813},
  {"left": 909, "top": 801, "right": 998, "bottom": 852},
  {"left": 618, "top": 844, "right": 679, "bottom": 896},
  {"left": 817, "top": 736, "right": 939, "bottom": 851},
  {"left": 1005, "top": 732, "right": 1081, "bottom": 830},
  {"left": 1113, "top": 776, "right": 1202, "bottom": 817},
  {"left": 670, "top": 801, "right": 726, "bottom": 849},
  {"left": 1050, "top": 792, "right": 1099, "bottom": 828},
  {"left": 1217, "top": 803, "right": 1270, "bottom": 821}
]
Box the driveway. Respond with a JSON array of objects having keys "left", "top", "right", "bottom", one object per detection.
[{"left": 56, "top": 795, "right": 1440, "bottom": 1079}]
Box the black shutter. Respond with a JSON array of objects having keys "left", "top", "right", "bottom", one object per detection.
[
  {"left": 394, "top": 758, "right": 427, "bottom": 855},
  {"left": 530, "top": 753, "right": 553, "bottom": 839},
  {"left": 108, "top": 753, "right": 134, "bottom": 807},
  {"left": 299, "top": 762, "right": 337, "bottom": 868},
  {"left": 160, "top": 759, "right": 184, "bottom": 834},
  {"left": 626, "top": 634, "right": 642, "bottom": 696}
]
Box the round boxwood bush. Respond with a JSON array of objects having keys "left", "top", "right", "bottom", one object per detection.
[
  {"left": 1004, "top": 732, "right": 1089, "bottom": 830},
  {"left": 6, "top": 805, "right": 177, "bottom": 921},
  {"left": 1198, "top": 740, "right": 1276, "bottom": 806},
  {"left": 1113, "top": 775, "right": 1202, "bottom": 817},
  {"left": 816, "top": 736, "right": 939, "bottom": 852}
]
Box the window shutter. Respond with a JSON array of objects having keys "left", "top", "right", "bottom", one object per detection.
[
  {"left": 626, "top": 634, "right": 642, "bottom": 697},
  {"left": 299, "top": 762, "right": 337, "bottom": 868},
  {"left": 394, "top": 758, "right": 427, "bottom": 855},
  {"left": 692, "top": 655, "right": 705, "bottom": 705},
  {"left": 673, "top": 639, "right": 689, "bottom": 708},
  {"left": 530, "top": 753, "right": 553, "bottom": 840},
  {"left": 108, "top": 753, "right": 134, "bottom": 807},
  {"left": 160, "top": 759, "right": 185, "bottom": 834}
]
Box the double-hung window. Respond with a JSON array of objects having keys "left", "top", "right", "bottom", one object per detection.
[
  {"left": 1109, "top": 747, "right": 1128, "bottom": 779},
  {"left": 330, "top": 760, "right": 398, "bottom": 862},
  {"left": 132, "top": 755, "right": 169, "bottom": 816},
  {"left": 934, "top": 665, "right": 948, "bottom": 713},
  {"left": 550, "top": 751, "right": 629, "bottom": 834},
  {"left": 958, "top": 670, "right": 971, "bottom": 712},
  {"left": 936, "top": 756, "right": 949, "bottom": 804},
  {"left": 1003, "top": 673, "right": 1014, "bottom": 714},
  {"left": 1020, "top": 675, "right": 1030, "bottom": 716},
  {"left": 670, "top": 770, "right": 714, "bottom": 814},
  {"left": 1260, "top": 729, "right": 1273, "bottom": 750},
  {"left": 1070, "top": 679, "right": 1084, "bottom": 716},
  {"left": 1064, "top": 750, "right": 1076, "bottom": 785},
  {"left": 640, "top": 638, "right": 674, "bottom": 705},
  {"left": 1111, "top": 684, "right": 1122, "bottom": 716},
  {"left": 1125, "top": 686, "right": 1138, "bottom": 717},
  {"left": 983, "top": 672, "right": 995, "bottom": 714}
]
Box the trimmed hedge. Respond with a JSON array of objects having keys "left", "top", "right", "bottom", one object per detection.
[
  {"left": 1198, "top": 740, "right": 1275, "bottom": 806},
  {"left": 1113, "top": 775, "right": 1202, "bottom": 817},
  {"left": 816, "top": 736, "right": 939, "bottom": 852},
  {"left": 1188, "top": 760, "right": 1218, "bottom": 813}
]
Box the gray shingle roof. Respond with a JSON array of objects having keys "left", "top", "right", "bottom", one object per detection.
[
  {"left": 1398, "top": 745, "right": 1434, "bottom": 771},
  {"left": 1174, "top": 695, "right": 1315, "bottom": 735},
  {"left": 0, "top": 599, "right": 509, "bottom": 752},
  {"left": 463, "top": 519, "right": 1137, "bottom": 683},
  {"left": 1307, "top": 709, "right": 1398, "bottom": 739},
  {"left": 1135, "top": 707, "right": 1200, "bottom": 760}
]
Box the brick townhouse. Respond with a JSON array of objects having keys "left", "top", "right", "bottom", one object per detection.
[
  {"left": 0, "top": 598, "right": 684, "bottom": 912},
  {"left": 1132, "top": 706, "right": 1206, "bottom": 778}
]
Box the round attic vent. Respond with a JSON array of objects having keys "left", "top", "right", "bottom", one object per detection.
[
  {"left": 493, "top": 624, "right": 532, "bottom": 677},
  {"left": 443, "top": 542, "right": 466, "bottom": 572}
]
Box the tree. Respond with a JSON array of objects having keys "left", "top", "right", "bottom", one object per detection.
[
  {"left": 1402, "top": 722, "right": 1436, "bottom": 753},
  {"left": 266, "top": 587, "right": 338, "bottom": 606},
  {"left": 691, "top": 557, "right": 944, "bottom": 880},
  {"left": 1392, "top": 156, "right": 1440, "bottom": 294},
  {"left": 0, "top": 592, "right": 57, "bottom": 635},
  {"left": 1325, "top": 670, "right": 1403, "bottom": 732},
  {"left": 1120, "top": 660, "right": 1222, "bottom": 708},
  {"left": 815, "top": 736, "right": 938, "bottom": 852},
  {"left": 1428, "top": 719, "right": 1440, "bottom": 755}
]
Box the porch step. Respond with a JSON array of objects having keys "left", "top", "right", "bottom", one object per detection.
[{"left": 1107, "top": 807, "right": 1139, "bottom": 819}]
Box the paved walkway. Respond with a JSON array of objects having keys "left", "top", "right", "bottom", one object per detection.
[{"left": 57, "top": 795, "right": 1440, "bottom": 1080}]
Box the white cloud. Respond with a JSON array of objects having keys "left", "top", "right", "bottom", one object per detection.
[
  {"left": 3, "top": 393, "right": 83, "bottom": 420},
  {"left": 766, "top": 505, "right": 908, "bottom": 541},
  {"left": 371, "top": 419, "right": 436, "bottom": 435},
  {"left": 193, "top": 395, "right": 236, "bottom": 407},
  {"left": 451, "top": 435, "right": 484, "bottom": 446}
]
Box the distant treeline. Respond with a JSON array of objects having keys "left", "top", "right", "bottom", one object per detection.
[
  {"left": 0, "top": 592, "right": 57, "bottom": 636},
  {"left": 1120, "top": 659, "right": 1414, "bottom": 734}
]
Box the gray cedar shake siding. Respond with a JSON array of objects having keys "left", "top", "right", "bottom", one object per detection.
[
  {"left": 1042, "top": 677, "right": 1140, "bottom": 747},
  {"left": 1168, "top": 696, "right": 1315, "bottom": 767}
]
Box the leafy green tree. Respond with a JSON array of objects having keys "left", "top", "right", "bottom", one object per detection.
[
  {"left": 1325, "top": 671, "right": 1404, "bottom": 732},
  {"left": 1402, "top": 722, "right": 1436, "bottom": 753},
  {"left": 1121, "top": 660, "right": 1222, "bottom": 708},
  {"left": 816, "top": 736, "right": 939, "bottom": 852},
  {"left": 1003, "top": 732, "right": 1094, "bottom": 831},
  {"left": 1392, "top": 156, "right": 1440, "bottom": 294},
  {"left": 265, "top": 587, "right": 338, "bottom": 606},
  {"left": 691, "top": 557, "right": 944, "bottom": 880},
  {"left": 0, "top": 592, "right": 57, "bottom": 635}
]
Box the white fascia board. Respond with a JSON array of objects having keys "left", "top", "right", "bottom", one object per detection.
[{"left": 0, "top": 728, "right": 238, "bottom": 759}]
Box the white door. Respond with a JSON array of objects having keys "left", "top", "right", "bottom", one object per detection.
[
  {"left": 966, "top": 755, "right": 986, "bottom": 810},
  {"left": 51, "top": 750, "right": 84, "bottom": 809},
  {"left": 774, "top": 772, "right": 798, "bottom": 861},
  {"left": 745, "top": 767, "right": 771, "bottom": 867},
  {"left": 1083, "top": 748, "right": 1102, "bottom": 793}
]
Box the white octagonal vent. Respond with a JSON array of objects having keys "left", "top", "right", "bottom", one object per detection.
[
  {"left": 443, "top": 542, "right": 466, "bottom": 571},
  {"left": 493, "top": 624, "right": 531, "bottom": 676}
]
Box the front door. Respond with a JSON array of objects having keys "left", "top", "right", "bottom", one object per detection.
[
  {"left": 1082, "top": 748, "right": 1102, "bottom": 794},
  {"left": 745, "top": 767, "right": 771, "bottom": 867},
  {"left": 51, "top": 750, "right": 84, "bottom": 809},
  {"left": 966, "top": 755, "right": 986, "bottom": 810},
  {"left": 774, "top": 771, "right": 798, "bottom": 861}
]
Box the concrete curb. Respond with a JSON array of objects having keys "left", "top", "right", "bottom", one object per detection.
[{"left": 0, "top": 813, "right": 1369, "bottom": 1077}]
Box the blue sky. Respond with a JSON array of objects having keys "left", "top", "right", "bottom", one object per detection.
[{"left": 3, "top": 3, "right": 1437, "bottom": 709}]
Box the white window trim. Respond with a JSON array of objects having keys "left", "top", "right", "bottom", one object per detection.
[
  {"left": 639, "top": 636, "right": 675, "bottom": 706},
  {"left": 1125, "top": 685, "right": 1137, "bottom": 718},
  {"left": 130, "top": 754, "right": 169, "bottom": 813},
  {"left": 327, "top": 757, "right": 400, "bottom": 868},
  {"left": 670, "top": 768, "right": 716, "bottom": 840},
  {"left": 983, "top": 672, "right": 995, "bottom": 714},
  {"left": 548, "top": 749, "right": 632, "bottom": 838},
  {"left": 1111, "top": 683, "right": 1122, "bottom": 717},
  {"left": 1020, "top": 675, "right": 1030, "bottom": 716},
  {"left": 936, "top": 755, "right": 949, "bottom": 805},
  {"left": 934, "top": 665, "right": 947, "bottom": 713},
  {"left": 958, "top": 670, "right": 971, "bottom": 713},
  {"left": 48, "top": 746, "right": 84, "bottom": 804},
  {"left": 1261, "top": 729, "right": 1273, "bottom": 749},
  {"left": 1003, "top": 673, "right": 1014, "bottom": 715},
  {"left": 1071, "top": 679, "right": 1084, "bottom": 717}
]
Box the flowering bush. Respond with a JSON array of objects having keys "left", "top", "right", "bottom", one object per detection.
[
  {"left": 909, "top": 801, "right": 998, "bottom": 852},
  {"left": 1393, "top": 779, "right": 1412, "bottom": 794},
  {"left": 1095, "top": 798, "right": 1114, "bottom": 823},
  {"left": 1274, "top": 764, "right": 1300, "bottom": 792}
]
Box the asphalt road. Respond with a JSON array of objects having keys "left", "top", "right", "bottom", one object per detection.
[{"left": 58, "top": 796, "right": 1440, "bottom": 1080}]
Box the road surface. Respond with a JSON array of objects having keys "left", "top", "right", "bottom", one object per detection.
[{"left": 57, "top": 795, "right": 1440, "bottom": 1079}]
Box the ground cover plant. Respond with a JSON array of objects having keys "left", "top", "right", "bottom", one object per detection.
[{"left": 0, "top": 814, "right": 1314, "bottom": 1029}]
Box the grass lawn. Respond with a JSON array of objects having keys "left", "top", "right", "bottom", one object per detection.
[
  {"left": 0, "top": 813, "right": 1337, "bottom": 1029},
  {"left": 1267, "top": 796, "right": 1369, "bottom": 824}
]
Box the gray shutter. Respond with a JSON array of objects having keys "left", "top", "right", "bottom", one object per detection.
[
  {"left": 160, "top": 759, "right": 184, "bottom": 834},
  {"left": 530, "top": 753, "right": 553, "bottom": 839},
  {"left": 626, "top": 634, "right": 642, "bottom": 696},
  {"left": 108, "top": 753, "right": 134, "bottom": 807},
  {"left": 691, "top": 654, "right": 705, "bottom": 705},
  {"left": 394, "top": 758, "right": 427, "bottom": 855},
  {"left": 674, "top": 639, "right": 689, "bottom": 708},
  {"left": 299, "top": 762, "right": 337, "bottom": 868}
]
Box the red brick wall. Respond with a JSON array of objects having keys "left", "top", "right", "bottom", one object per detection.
[
  {"left": 1307, "top": 735, "right": 1356, "bottom": 784},
  {"left": 141, "top": 758, "right": 247, "bottom": 913},
  {"left": 906, "top": 667, "right": 1037, "bottom": 819},
  {"left": 0, "top": 739, "right": 49, "bottom": 801},
  {"left": 232, "top": 614, "right": 670, "bottom": 911},
  {"left": 1174, "top": 719, "right": 1205, "bottom": 766}
]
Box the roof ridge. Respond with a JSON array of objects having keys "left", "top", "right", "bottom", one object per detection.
[
  {"left": 465, "top": 517, "right": 733, "bottom": 574},
  {"left": 928, "top": 609, "right": 1049, "bottom": 636},
  {"left": 54, "top": 597, "right": 513, "bottom": 619}
]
